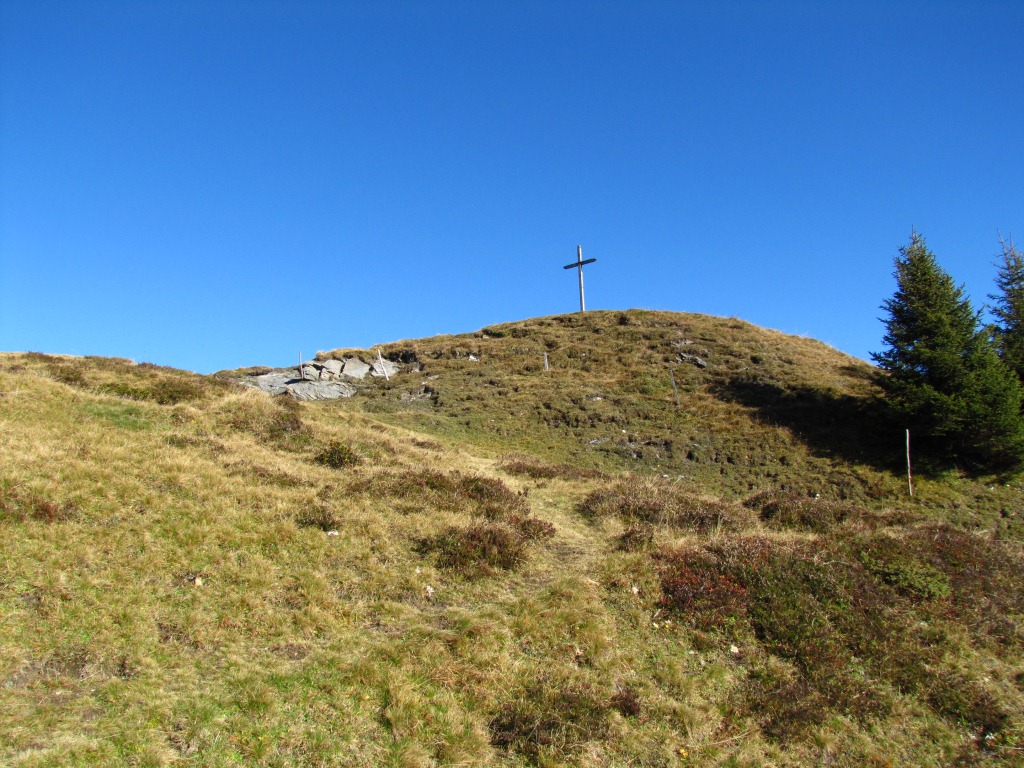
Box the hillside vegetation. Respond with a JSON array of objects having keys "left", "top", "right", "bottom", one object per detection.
[{"left": 2, "top": 310, "right": 1022, "bottom": 767}]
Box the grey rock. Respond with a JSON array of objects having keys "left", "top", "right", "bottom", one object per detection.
[
  {"left": 677, "top": 353, "right": 708, "bottom": 369},
  {"left": 299, "top": 363, "right": 322, "bottom": 380},
  {"left": 243, "top": 371, "right": 301, "bottom": 395},
  {"left": 342, "top": 357, "right": 371, "bottom": 379},
  {"left": 284, "top": 380, "right": 356, "bottom": 401},
  {"left": 371, "top": 358, "right": 400, "bottom": 378},
  {"left": 320, "top": 359, "right": 344, "bottom": 379}
]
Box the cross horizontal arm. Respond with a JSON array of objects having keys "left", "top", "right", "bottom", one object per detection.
[{"left": 563, "top": 258, "right": 597, "bottom": 269}]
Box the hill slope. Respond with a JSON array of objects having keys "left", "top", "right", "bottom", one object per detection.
[{"left": 2, "top": 310, "right": 1022, "bottom": 767}]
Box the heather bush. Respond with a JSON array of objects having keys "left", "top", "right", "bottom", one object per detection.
[
  {"left": 654, "top": 547, "right": 748, "bottom": 631},
  {"left": 579, "top": 477, "right": 752, "bottom": 532},
  {"left": 432, "top": 523, "right": 527, "bottom": 576},
  {"left": 489, "top": 670, "right": 611, "bottom": 761},
  {"left": 615, "top": 523, "right": 655, "bottom": 552},
  {"left": 855, "top": 534, "right": 951, "bottom": 600},
  {"left": 354, "top": 469, "right": 529, "bottom": 520},
  {"left": 745, "top": 489, "right": 874, "bottom": 532},
  {"left": 295, "top": 505, "right": 340, "bottom": 532},
  {"left": 312, "top": 440, "right": 362, "bottom": 469}
]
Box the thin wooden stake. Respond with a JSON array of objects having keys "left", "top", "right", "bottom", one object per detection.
[
  {"left": 299, "top": 351, "right": 304, "bottom": 380},
  {"left": 906, "top": 429, "right": 913, "bottom": 497},
  {"left": 377, "top": 349, "right": 390, "bottom": 381},
  {"left": 669, "top": 369, "right": 680, "bottom": 408},
  {"left": 544, "top": 352, "right": 549, "bottom": 371}
]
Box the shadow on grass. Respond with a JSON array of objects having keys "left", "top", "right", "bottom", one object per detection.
[{"left": 711, "top": 374, "right": 901, "bottom": 471}]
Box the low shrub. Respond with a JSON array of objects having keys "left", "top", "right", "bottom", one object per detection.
[
  {"left": 742, "top": 665, "right": 830, "bottom": 740},
  {"left": 100, "top": 378, "right": 207, "bottom": 405},
  {"left": 295, "top": 505, "right": 340, "bottom": 532},
  {"left": 855, "top": 534, "right": 951, "bottom": 601},
  {"left": 927, "top": 669, "right": 1008, "bottom": 737},
  {"left": 745, "top": 490, "right": 874, "bottom": 532},
  {"left": 219, "top": 394, "right": 310, "bottom": 449},
  {"left": 355, "top": 469, "right": 530, "bottom": 520},
  {"left": 489, "top": 671, "right": 611, "bottom": 761},
  {"left": 429, "top": 512, "right": 554, "bottom": 577},
  {"left": 48, "top": 364, "right": 87, "bottom": 387},
  {"left": 610, "top": 684, "right": 642, "bottom": 718},
  {"left": 312, "top": 441, "right": 362, "bottom": 469},
  {"left": 579, "top": 477, "right": 751, "bottom": 532},
  {"left": 508, "top": 514, "right": 557, "bottom": 542},
  {"left": 655, "top": 548, "right": 748, "bottom": 631},
  {"left": 616, "top": 523, "right": 655, "bottom": 551},
  {"left": 432, "top": 523, "right": 526, "bottom": 575}
]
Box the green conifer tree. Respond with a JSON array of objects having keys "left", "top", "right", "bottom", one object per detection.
[
  {"left": 990, "top": 236, "right": 1024, "bottom": 382},
  {"left": 873, "top": 232, "right": 1024, "bottom": 470}
]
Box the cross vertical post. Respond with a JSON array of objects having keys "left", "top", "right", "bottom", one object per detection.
[{"left": 563, "top": 244, "right": 597, "bottom": 313}]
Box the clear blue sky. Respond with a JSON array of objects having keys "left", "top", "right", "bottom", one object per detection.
[{"left": 2, "top": 1, "right": 1022, "bottom": 373}]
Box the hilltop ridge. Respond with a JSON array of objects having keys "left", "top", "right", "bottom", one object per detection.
[{"left": 2, "top": 309, "right": 1022, "bottom": 766}]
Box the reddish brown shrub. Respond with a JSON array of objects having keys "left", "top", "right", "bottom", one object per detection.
[{"left": 655, "top": 548, "right": 748, "bottom": 631}]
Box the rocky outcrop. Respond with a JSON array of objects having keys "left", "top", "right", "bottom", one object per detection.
[{"left": 237, "top": 353, "right": 409, "bottom": 401}]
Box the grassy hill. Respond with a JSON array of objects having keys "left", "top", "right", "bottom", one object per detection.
[{"left": 2, "top": 309, "right": 1022, "bottom": 767}]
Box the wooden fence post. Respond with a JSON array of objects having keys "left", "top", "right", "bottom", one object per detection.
[{"left": 906, "top": 429, "right": 913, "bottom": 497}]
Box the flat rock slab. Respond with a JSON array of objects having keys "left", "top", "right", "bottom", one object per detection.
[
  {"left": 371, "top": 359, "right": 400, "bottom": 378},
  {"left": 285, "top": 380, "right": 356, "bottom": 401},
  {"left": 242, "top": 371, "right": 300, "bottom": 395},
  {"left": 342, "top": 357, "right": 371, "bottom": 379}
]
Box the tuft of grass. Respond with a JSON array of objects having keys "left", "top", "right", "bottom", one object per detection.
[
  {"left": 0, "top": 481, "right": 80, "bottom": 523},
  {"left": 498, "top": 452, "right": 605, "bottom": 481}
]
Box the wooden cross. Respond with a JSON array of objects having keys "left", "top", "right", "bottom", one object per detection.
[{"left": 563, "top": 244, "right": 597, "bottom": 312}]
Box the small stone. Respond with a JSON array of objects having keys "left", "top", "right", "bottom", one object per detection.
[
  {"left": 730, "top": 644, "right": 740, "bottom": 654},
  {"left": 326, "top": 530, "right": 339, "bottom": 537}
]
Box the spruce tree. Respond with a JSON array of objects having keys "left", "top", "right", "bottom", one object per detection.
[
  {"left": 990, "top": 236, "right": 1024, "bottom": 382},
  {"left": 873, "top": 232, "right": 1024, "bottom": 470}
]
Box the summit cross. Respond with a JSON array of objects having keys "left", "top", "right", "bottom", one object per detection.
[{"left": 563, "top": 244, "right": 597, "bottom": 313}]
